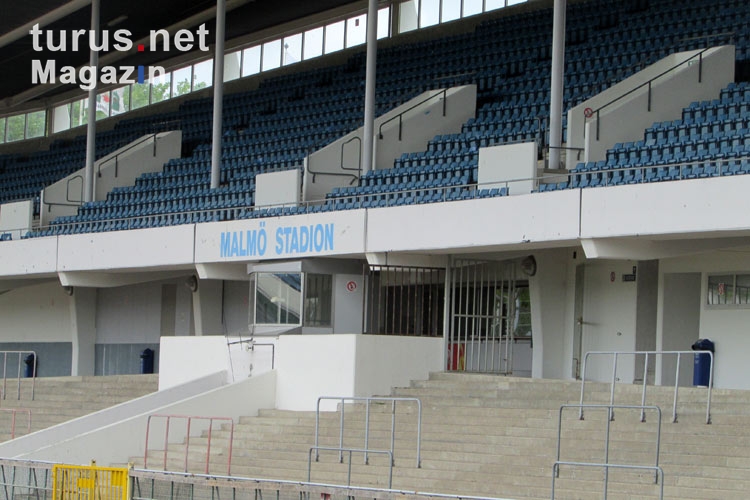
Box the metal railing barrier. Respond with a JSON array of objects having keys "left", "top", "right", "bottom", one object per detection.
[
  {"left": 553, "top": 404, "right": 663, "bottom": 500},
  {"left": 225, "top": 338, "right": 276, "bottom": 370},
  {"left": 579, "top": 350, "right": 714, "bottom": 424},
  {"left": 129, "top": 467, "right": 517, "bottom": 500},
  {"left": 309, "top": 446, "right": 393, "bottom": 489},
  {"left": 144, "top": 414, "right": 234, "bottom": 475},
  {"left": 0, "top": 351, "right": 37, "bottom": 401},
  {"left": 315, "top": 396, "right": 422, "bottom": 468},
  {"left": 0, "top": 409, "right": 31, "bottom": 440},
  {"left": 97, "top": 133, "right": 162, "bottom": 180},
  {"left": 53, "top": 462, "right": 130, "bottom": 500}
]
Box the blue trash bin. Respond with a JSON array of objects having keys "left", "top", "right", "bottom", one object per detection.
[
  {"left": 691, "top": 339, "right": 714, "bottom": 387},
  {"left": 140, "top": 348, "right": 154, "bottom": 374},
  {"left": 23, "top": 354, "right": 36, "bottom": 378}
]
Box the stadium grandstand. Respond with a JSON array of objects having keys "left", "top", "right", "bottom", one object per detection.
[{"left": 0, "top": 0, "right": 749, "bottom": 498}]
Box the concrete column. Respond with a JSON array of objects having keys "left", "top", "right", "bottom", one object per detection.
[
  {"left": 84, "top": 0, "right": 100, "bottom": 202},
  {"left": 548, "top": 0, "right": 566, "bottom": 170},
  {"left": 70, "top": 287, "right": 97, "bottom": 376},
  {"left": 192, "top": 279, "right": 224, "bottom": 336},
  {"left": 361, "top": 0, "right": 379, "bottom": 175},
  {"left": 210, "top": 0, "right": 226, "bottom": 189}
]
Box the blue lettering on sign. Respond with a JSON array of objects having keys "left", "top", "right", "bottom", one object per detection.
[
  {"left": 221, "top": 222, "right": 334, "bottom": 258},
  {"left": 275, "top": 223, "right": 335, "bottom": 255},
  {"left": 220, "top": 222, "right": 268, "bottom": 258}
]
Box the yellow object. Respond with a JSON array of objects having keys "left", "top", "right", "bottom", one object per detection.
[{"left": 52, "top": 463, "right": 130, "bottom": 500}]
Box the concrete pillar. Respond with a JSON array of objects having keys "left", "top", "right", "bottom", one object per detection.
[
  {"left": 84, "top": 0, "right": 100, "bottom": 202},
  {"left": 210, "top": 0, "right": 226, "bottom": 189},
  {"left": 192, "top": 279, "right": 224, "bottom": 336},
  {"left": 70, "top": 287, "right": 97, "bottom": 376},
  {"left": 361, "top": 0, "right": 379, "bottom": 174},
  {"left": 548, "top": 0, "right": 566, "bottom": 170}
]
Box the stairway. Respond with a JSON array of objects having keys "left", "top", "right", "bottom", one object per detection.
[
  {"left": 134, "top": 373, "right": 750, "bottom": 499},
  {"left": 0, "top": 374, "right": 159, "bottom": 442}
]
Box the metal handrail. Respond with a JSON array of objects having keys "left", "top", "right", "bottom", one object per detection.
[
  {"left": 97, "top": 133, "right": 161, "bottom": 180},
  {"left": 144, "top": 414, "right": 235, "bottom": 475},
  {"left": 340, "top": 136, "right": 362, "bottom": 175},
  {"left": 579, "top": 350, "right": 714, "bottom": 424},
  {"left": 0, "top": 351, "right": 37, "bottom": 401},
  {"left": 225, "top": 339, "right": 276, "bottom": 370},
  {"left": 314, "top": 396, "right": 422, "bottom": 468},
  {"left": 306, "top": 154, "right": 359, "bottom": 184},
  {"left": 586, "top": 44, "right": 726, "bottom": 141},
  {"left": 0, "top": 409, "right": 31, "bottom": 439},
  {"left": 308, "top": 447, "right": 393, "bottom": 488},
  {"left": 378, "top": 88, "right": 448, "bottom": 141},
  {"left": 553, "top": 404, "right": 663, "bottom": 500}
]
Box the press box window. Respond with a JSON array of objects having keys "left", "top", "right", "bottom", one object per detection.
[
  {"left": 253, "top": 272, "right": 333, "bottom": 327},
  {"left": 707, "top": 274, "right": 750, "bottom": 305}
]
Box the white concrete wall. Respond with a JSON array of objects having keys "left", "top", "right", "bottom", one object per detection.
[
  {"left": 159, "top": 336, "right": 232, "bottom": 389},
  {"left": 366, "top": 190, "right": 581, "bottom": 253},
  {"left": 478, "top": 142, "right": 536, "bottom": 195},
  {"left": 0, "top": 282, "right": 71, "bottom": 342},
  {"left": 0, "top": 237, "right": 58, "bottom": 278},
  {"left": 276, "top": 334, "right": 442, "bottom": 411},
  {"left": 303, "top": 86, "right": 477, "bottom": 202},
  {"left": 255, "top": 169, "right": 301, "bottom": 207},
  {"left": 96, "top": 283, "right": 162, "bottom": 344},
  {"left": 57, "top": 225, "right": 195, "bottom": 271},
  {"left": 41, "top": 131, "right": 182, "bottom": 226},
  {"left": 567, "top": 46, "right": 735, "bottom": 165},
  {"left": 0, "top": 200, "right": 34, "bottom": 239}
]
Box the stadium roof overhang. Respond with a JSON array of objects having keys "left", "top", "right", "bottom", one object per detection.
[{"left": 0, "top": 0, "right": 361, "bottom": 109}]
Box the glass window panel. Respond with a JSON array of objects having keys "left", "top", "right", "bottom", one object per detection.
[
  {"left": 255, "top": 273, "right": 301, "bottom": 325},
  {"left": 224, "top": 51, "right": 241, "bottom": 82},
  {"left": 303, "top": 27, "right": 324, "bottom": 60},
  {"left": 0, "top": 117, "right": 6, "bottom": 143},
  {"left": 420, "top": 0, "right": 440, "bottom": 27},
  {"left": 172, "top": 66, "right": 192, "bottom": 96},
  {"left": 324, "top": 20, "right": 345, "bottom": 54},
  {"left": 6, "top": 114, "right": 25, "bottom": 142},
  {"left": 95, "top": 91, "right": 110, "bottom": 120},
  {"left": 377, "top": 7, "right": 390, "bottom": 39},
  {"left": 463, "top": 0, "right": 483, "bottom": 17},
  {"left": 304, "top": 274, "right": 333, "bottom": 327},
  {"left": 71, "top": 99, "right": 86, "bottom": 127},
  {"left": 193, "top": 59, "right": 213, "bottom": 90},
  {"left": 26, "top": 110, "right": 46, "bottom": 138},
  {"left": 485, "top": 0, "right": 506, "bottom": 11},
  {"left": 150, "top": 72, "right": 171, "bottom": 103},
  {"left": 735, "top": 275, "right": 750, "bottom": 304},
  {"left": 283, "top": 33, "right": 302, "bottom": 66},
  {"left": 53, "top": 104, "right": 70, "bottom": 134},
  {"left": 442, "top": 0, "right": 461, "bottom": 22},
  {"left": 131, "top": 82, "right": 149, "bottom": 110},
  {"left": 399, "top": 0, "right": 419, "bottom": 33},
  {"left": 707, "top": 275, "right": 734, "bottom": 305},
  {"left": 346, "top": 14, "right": 367, "bottom": 48},
  {"left": 262, "top": 39, "right": 282, "bottom": 71},
  {"left": 110, "top": 87, "right": 130, "bottom": 116},
  {"left": 242, "top": 46, "right": 261, "bottom": 76}
]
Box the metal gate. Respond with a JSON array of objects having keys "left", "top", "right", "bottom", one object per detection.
[
  {"left": 448, "top": 259, "right": 518, "bottom": 374},
  {"left": 52, "top": 463, "right": 130, "bottom": 500}
]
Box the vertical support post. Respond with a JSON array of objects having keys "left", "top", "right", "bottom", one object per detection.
[
  {"left": 706, "top": 352, "right": 714, "bottom": 424},
  {"left": 339, "top": 398, "right": 344, "bottom": 463},
  {"left": 603, "top": 407, "right": 611, "bottom": 500},
  {"left": 672, "top": 353, "right": 681, "bottom": 423},
  {"left": 640, "top": 353, "right": 649, "bottom": 422},
  {"left": 364, "top": 399, "right": 370, "bottom": 465},
  {"left": 84, "top": 0, "right": 101, "bottom": 203},
  {"left": 390, "top": 400, "right": 396, "bottom": 466},
  {"left": 547, "top": 0, "right": 566, "bottom": 170},
  {"left": 578, "top": 353, "right": 587, "bottom": 420},
  {"left": 210, "top": 0, "right": 227, "bottom": 189},
  {"left": 361, "top": 0, "right": 379, "bottom": 175},
  {"left": 609, "top": 353, "right": 618, "bottom": 421}
]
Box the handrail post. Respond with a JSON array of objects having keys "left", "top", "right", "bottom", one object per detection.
[
  {"left": 3, "top": 352, "right": 7, "bottom": 400},
  {"left": 184, "top": 417, "right": 192, "bottom": 472},
  {"left": 364, "top": 399, "right": 370, "bottom": 465},
  {"left": 314, "top": 399, "right": 321, "bottom": 462},
  {"left": 603, "top": 403, "right": 612, "bottom": 500},
  {"left": 442, "top": 89, "right": 447, "bottom": 117},
  {"left": 205, "top": 419, "right": 213, "bottom": 475},
  {"left": 390, "top": 400, "right": 396, "bottom": 466},
  {"left": 398, "top": 115, "right": 402, "bottom": 141},
  {"left": 647, "top": 81, "right": 652, "bottom": 112},
  {"left": 578, "top": 353, "right": 588, "bottom": 420},
  {"left": 698, "top": 52, "right": 703, "bottom": 83},
  {"left": 144, "top": 416, "right": 152, "bottom": 470},
  {"left": 673, "top": 353, "right": 681, "bottom": 423},
  {"left": 416, "top": 399, "right": 422, "bottom": 468},
  {"left": 163, "top": 417, "right": 171, "bottom": 471},
  {"left": 339, "top": 398, "right": 344, "bottom": 463},
  {"left": 609, "top": 353, "right": 618, "bottom": 421},
  {"left": 227, "top": 420, "right": 234, "bottom": 476},
  {"left": 707, "top": 352, "right": 714, "bottom": 424},
  {"left": 31, "top": 351, "right": 36, "bottom": 400},
  {"left": 15, "top": 353, "right": 21, "bottom": 400},
  {"left": 655, "top": 406, "right": 662, "bottom": 484},
  {"left": 595, "top": 110, "right": 600, "bottom": 141},
  {"left": 641, "top": 353, "right": 649, "bottom": 422},
  {"left": 555, "top": 406, "right": 563, "bottom": 478}
]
